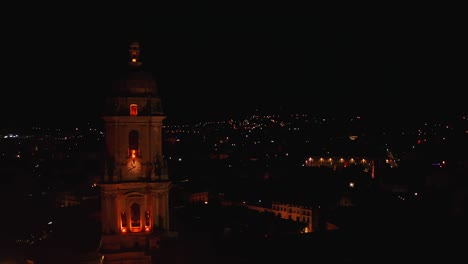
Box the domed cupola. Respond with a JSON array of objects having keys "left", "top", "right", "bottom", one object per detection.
[
  {"left": 112, "top": 70, "right": 158, "bottom": 97},
  {"left": 105, "top": 41, "right": 163, "bottom": 116}
]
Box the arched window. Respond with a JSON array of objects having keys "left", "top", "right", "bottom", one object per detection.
[
  {"left": 130, "top": 104, "right": 138, "bottom": 116},
  {"left": 129, "top": 130, "right": 139, "bottom": 158},
  {"left": 131, "top": 203, "right": 141, "bottom": 228}
]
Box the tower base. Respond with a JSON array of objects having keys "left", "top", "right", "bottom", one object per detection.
[{"left": 102, "top": 251, "right": 152, "bottom": 264}]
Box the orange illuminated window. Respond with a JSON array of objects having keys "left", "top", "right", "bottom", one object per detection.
[{"left": 130, "top": 104, "right": 138, "bottom": 116}]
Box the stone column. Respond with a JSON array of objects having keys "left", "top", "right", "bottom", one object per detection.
[
  {"left": 164, "top": 191, "right": 170, "bottom": 230},
  {"left": 153, "top": 192, "right": 160, "bottom": 228},
  {"left": 110, "top": 193, "right": 118, "bottom": 233},
  {"left": 101, "top": 193, "right": 109, "bottom": 233}
]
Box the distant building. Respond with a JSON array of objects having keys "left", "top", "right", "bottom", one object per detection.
[
  {"left": 56, "top": 191, "right": 81, "bottom": 207},
  {"left": 271, "top": 202, "right": 315, "bottom": 233},
  {"left": 189, "top": 191, "right": 225, "bottom": 205},
  {"left": 304, "top": 156, "right": 375, "bottom": 178},
  {"left": 220, "top": 199, "right": 338, "bottom": 233},
  {"left": 189, "top": 191, "right": 209, "bottom": 204}
]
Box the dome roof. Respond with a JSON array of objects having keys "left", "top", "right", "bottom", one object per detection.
[{"left": 111, "top": 68, "right": 158, "bottom": 97}]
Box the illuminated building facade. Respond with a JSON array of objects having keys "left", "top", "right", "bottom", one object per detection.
[
  {"left": 242, "top": 201, "right": 338, "bottom": 233},
  {"left": 99, "top": 42, "right": 171, "bottom": 264},
  {"left": 271, "top": 202, "right": 315, "bottom": 233},
  {"left": 304, "top": 156, "right": 375, "bottom": 179},
  {"left": 189, "top": 191, "right": 210, "bottom": 204}
]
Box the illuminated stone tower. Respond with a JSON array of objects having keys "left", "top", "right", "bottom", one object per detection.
[{"left": 99, "top": 42, "right": 171, "bottom": 264}]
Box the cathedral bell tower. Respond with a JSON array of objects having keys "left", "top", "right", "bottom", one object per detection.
[{"left": 99, "top": 42, "right": 171, "bottom": 264}]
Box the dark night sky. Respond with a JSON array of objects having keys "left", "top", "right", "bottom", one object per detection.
[{"left": 1, "top": 4, "right": 465, "bottom": 127}]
